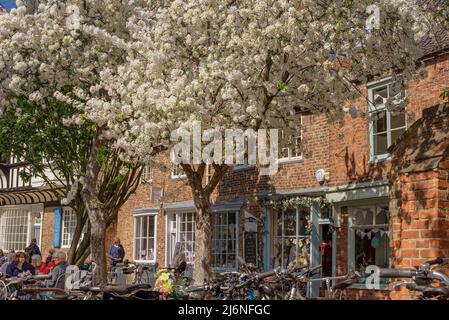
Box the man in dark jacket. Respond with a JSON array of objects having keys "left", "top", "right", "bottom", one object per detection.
[
  {"left": 108, "top": 237, "right": 125, "bottom": 272},
  {"left": 25, "top": 239, "right": 41, "bottom": 262}
]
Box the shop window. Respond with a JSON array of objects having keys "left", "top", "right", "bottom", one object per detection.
[
  {"left": 349, "top": 205, "right": 390, "bottom": 285},
  {"left": 212, "top": 211, "right": 238, "bottom": 270},
  {"left": 167, "top": 210, "right": 239, "bottom": 270},
  {"left": 271, "top": 207, "right": 310, "bottom": 269},
  {"left": 178, "top": 212, "right": 196, "bottom": 264}
]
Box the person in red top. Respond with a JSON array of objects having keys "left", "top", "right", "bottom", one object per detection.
[
  {"left": 45, "top": 256, "right": 56, "bottom": 274},
  {"left": 31, "top": 254, "right": 47, "bottom": 275}
]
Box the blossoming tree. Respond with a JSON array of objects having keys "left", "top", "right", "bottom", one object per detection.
[
  {"left": 0, "top": 0, "right": 153, "bottom": 282},
  {"left": 0, "top": 0, "right": 432, "bottom": 283},
  {"left": 101, "top": 0, "right": 426, "bottom": 283}
]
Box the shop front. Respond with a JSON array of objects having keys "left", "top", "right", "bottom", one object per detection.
[{"left": 262, "top": 193, "right": 336, "bottom": 297}]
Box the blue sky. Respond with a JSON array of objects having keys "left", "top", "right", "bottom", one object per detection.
[{"left": 0, "top": 0, "right": 17, "bottom": 11}]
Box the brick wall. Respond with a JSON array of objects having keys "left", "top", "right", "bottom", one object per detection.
[
  {"left": 41, "top": 206, "right": 56, "bottom": 258},
  {"left": 329, "top": 53, "right": 449, "bottom": 186},
  {"left": 387, "top": 103, "right": 449, "bottom": 300}
]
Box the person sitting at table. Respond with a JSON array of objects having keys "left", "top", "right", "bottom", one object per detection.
[
  {"left": 31, "top": 254, "right": 47, "bottom": 275},
  {"left": 46, "top": 251, "right": 69, "bottom": 289}
]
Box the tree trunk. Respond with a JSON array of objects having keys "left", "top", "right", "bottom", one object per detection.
[
  {"left": 81, "top": 130, "right": 108, "bottom": 284},
  {"left": 192, "top": 195, "right": 213, "bottom": 284},
  {"left": 89, "top": 212, "right": 107, "bottom": 284},
  {"left": 182, "top": 163, "right": 230, "bottom": 284},
  {"left": 67, "top": 209, "right": 87, "bottom": 264}
]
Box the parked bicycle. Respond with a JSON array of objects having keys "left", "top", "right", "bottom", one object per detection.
[{"left": 375, "top": 257, "right": 449, "bottom": 300}]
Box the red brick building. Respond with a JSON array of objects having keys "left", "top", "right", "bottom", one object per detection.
[
  {"left": 0, "top": 13, "right": 448, "bottom": 301},
  {"left": 108, "top": 41, "right": 449, "bottom": 299}
]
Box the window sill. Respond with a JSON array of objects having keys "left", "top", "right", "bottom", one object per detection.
[
  {"left": 132, "top": 260, "right": 157, "bottom": 265},
  {"left": 277, "top": 157, "right": 303, "bottom": 165},
  {"left": 348, "top": 283, "right": 390, "bottom": 291},
  {"left": 171, "top": 175, "right": 187, "bottom": 181},
  {"left": 369, "top": 154, "right": 391, "bottom": 164}
]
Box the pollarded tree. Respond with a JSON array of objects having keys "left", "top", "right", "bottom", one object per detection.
[{"left": 83, "top": 0, "right": 429, "bottom": 283}]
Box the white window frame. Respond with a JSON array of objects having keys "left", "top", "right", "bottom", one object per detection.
[
  {"left": 61, "top": 207, "right": 87, "bottom": 248},
  {"left": 151, "top": 187, "right": 163, "bottom": 205},
  {"left": 133, "top": 213, "right": 158, "bottom": 263},
  {"left": 271, "top": 207, "right": 310, "bottom": 269},
  {"left": 348, "top": 203, "right": 390, "bottom": 289},
  {"left": 278, "top": 115, "right": 303, "bottom": 164},
  {"left": 165, "top": 210, "right": 240, "bottom": 271},
  {"left": 368, "top": 78, "right": 407, "bottom": 162},
  {"left": 0, "top": 204, "right": 43, "bottom": 252},
  {"left": 176, "top": 212, "right": 196, "bottom": 265},
  {"left": 141, "top": 164, "right": 153, "bottom": 184},
  {"left": 211, "top": 211, "right": 239, "bottom": 272},
  {"left": 171, "top": 164, "right": 187, "bottom": 180}
]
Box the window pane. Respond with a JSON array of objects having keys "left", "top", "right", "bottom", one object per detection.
[
  {"left": 375, "top": 206, "right": 389, "bottom": 225},
  {"left": 373, "top": 132, "right": 388, "bottom": 156},
  {"left": 372, "top": 111, "right": 387, "bottom": 133},
  {"left": 135, "top": 217, "right": 141, "bottom": 238},
  {"left": 390, "top": 111, "right": 406, "bottom": 129},
  {"left": 354, "top": 230, "right": 389, "bottom": 271},
  {"left": 0, "top": 208, "right": 29, "bottom": 251},
  {"left": 284, "top": 209, "right": 296, "bottom": 237},
  {"left": 276, "top": 212, "right": 283, "bottom": 236},
  {"left": 390, "top": 82, "right": 406, "bottom": 104},
  {"left": 134, "top": 239, "right": 140, "bottom": 260},
  {"left": 298, "top": 209, "right": 308, "bottom": 236},
  {"left": 390, "top": 127, "right": 405, "bottom": 145},
  {"left": 142, "top": 216, "right": 148, "bottom": 238},
  {"left": 148, "top": 216, "right": 155, "bottom": 237},
  {"left": 352, "top": 207, "right": 374, "bottom": 226},
  {"left": 372, "top": 86, "right": 388, "bottom": 105},
  {"left": 148, "top": 239, "right": 155, "bottom": 260}
]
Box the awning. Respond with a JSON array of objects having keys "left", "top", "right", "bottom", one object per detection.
[{"left": 0, "top": 186, "right": 64, "bottom": 206}]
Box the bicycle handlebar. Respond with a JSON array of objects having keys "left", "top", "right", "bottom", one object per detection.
[
  {"left": 405, "top": 282, "right": 449, "bottom": 297},
  {"left": 378, "top": 268, "right": 417, "bottom": 278},
  {"left": 425, "top": 258, "right": 449, "bottom": 266}
]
